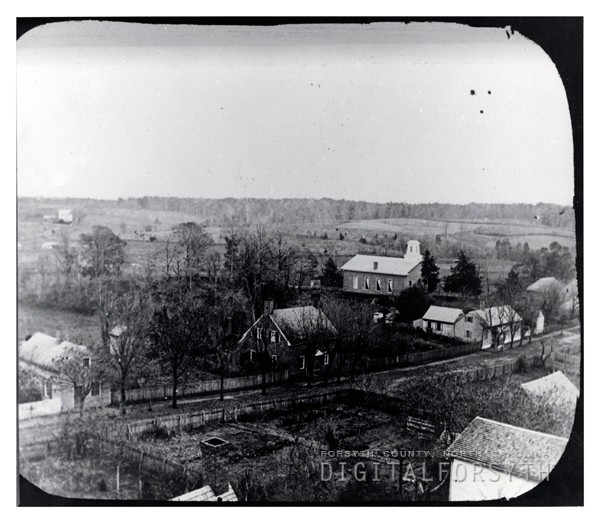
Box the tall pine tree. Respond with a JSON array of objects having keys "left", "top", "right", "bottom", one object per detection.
[
  {"left": 444, "top": 250, "right": 482, "bottom": 297},
  {"left": 420, "top": 249, "right": 440, "bottom": 293}
]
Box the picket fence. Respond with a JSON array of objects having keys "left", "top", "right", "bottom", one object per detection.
[{"left": 112, "top": 371, "right": 289, "bottom": 405}]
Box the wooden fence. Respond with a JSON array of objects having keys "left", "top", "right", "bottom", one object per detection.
[
  {"left": 363, "top": 342, "right": 480, "bottom": 371},
  {"left": 112, "top": 371, "right": 289, "bottom": 405},
  {"left": 120, "top": 388, "right": 349, "bottom": 439}
]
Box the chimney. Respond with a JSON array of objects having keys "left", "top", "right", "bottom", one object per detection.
[
  {"left": 264, "top": 299, "right": 275, "bottom": 316},
  {"left": 311, "top": 290, "right": 321, "bottom": 309},
  {"left": 373, "top": 261, "right": 379, "bottom": 270}
]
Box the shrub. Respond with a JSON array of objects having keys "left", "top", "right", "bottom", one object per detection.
[{"left": 139, "top": 423, "right": 171, "bottom": 441}]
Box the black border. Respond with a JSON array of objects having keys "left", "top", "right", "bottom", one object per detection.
[{"left": 16, "top": 16, "right": 583, "bottom": 507}]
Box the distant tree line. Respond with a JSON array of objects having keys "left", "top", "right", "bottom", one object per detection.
[{"left": 20, "top": 197, "right": 575, "bottom": 229}]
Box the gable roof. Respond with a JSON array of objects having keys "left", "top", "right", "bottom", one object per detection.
[
  {"left": 445, "top": 417, "right": 568, "bottom": 482},
  {"left": 422, "top": 305, "right": 464, "bottom": 324},
  {"left": 340, "top": 254, "right": 420, "bottom": 277},
  {"left": 526, "top": 277, "right": 563, "bottom": 293},
  {"left": 468, "top": 306, "right": 522, "bottom": 326},
  {"left": 271, "top": 306, "right": 338, "bottom": 345},
  {"left": 521, "top": 371, "right": 579, "bottom": 403},
  {"left": 19, "top": 332, "right": 88, "bottom": 370},
  {"left": 171, "top": 483, "right": 238, "bottom": 502}
]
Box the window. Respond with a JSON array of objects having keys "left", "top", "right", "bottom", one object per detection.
[
  {"left": 467, "top": 316, "right": 473, "bottom": 323},
  {"left": 364, "top": 277, "right": 370, "bottom": 290},
  {"left": 249, "top": 349, "right": 256, "bottom": 362},
  {"left": 82, "top": 357, "right": 91, "bottom": 368},
  {"left": 43, "top": 379, "right": 52, "bottom": 399},
  {"left": 352, "top": 275, "right": 359, "bottom": 289},
  {"left": 324, "top": 352, "right": 329, "bottom": 365},
  {"left": 299, "top": 356, "right": 306, "bottom": 370},
  {"left": 436, "top": 322, "right": 442, "bottom": 331},
  {"left": 91, "top": 382, "right": 101, "bottom": 396},
  {"left": 408, "top": 280, "right": 413, "bottom": 287},
  {"left": 271, "top": 355, "right": 278, "bottom": 363},
  {"left": 270, "top": 330, "right": 278, "bottom": 343},
  {"left": 465, "top": 330, "right": 472, "bottom": 339},
  {"left": 376, "top": 278, "right": 381, "bottom": 291},
  {"left": 256, "top": 328, "right": 262, "bottom": 340}
]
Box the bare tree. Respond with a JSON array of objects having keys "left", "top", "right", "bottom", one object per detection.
[
  {"left": 149, "top": 289, "right": 208, "bottom": 408},
  {"left": 162, "top": 222, "right": 214, "bottom": 290},
  {"left": 53, "top": 342, "right": 106, "bottom": 414},
  {"left": 322, "top": 298, "right": 375, "bottom": 383},
  {"left": 53, "top": 232, "right": 78, "bottom": 290},
  {"left": 101, "top": 289, "right": 152, "bottom": 414},
  {"left": 539, "top": 282, "right": 565, "bottom": 322},
  {"left": 205, "top": 291, "right": 246, "bottom": 400}
]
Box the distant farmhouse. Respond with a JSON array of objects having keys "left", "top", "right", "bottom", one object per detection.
[
  {"left": 239, "top": 301, "right": 338, "bottom": 379},
  {"left": 57, "top": 209, "right": 74, "bottom": 224},
  {"left": 414, "top": 304, "right": 522, "bottom": 349},
  {"left": 341, "top": 240, "right": 422, "bottom": 296},
  {"left": 18, "top": 332, "right": 110, "bottom": 418},
  {"left": 446, "top": 417, "right": 568, "bottom": 501}
]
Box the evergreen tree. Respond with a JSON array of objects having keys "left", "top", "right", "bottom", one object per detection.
[
  {"left": 444, "top": 250, "right": 482, "bottom": 297},
  {"left": 420, "top": 249, "right": 440, "bottom": 293},
  {"left": 322, "top": 256, "right": 342, "bottom": 287}
]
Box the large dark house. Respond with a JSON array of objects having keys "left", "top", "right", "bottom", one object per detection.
[{"left": 239, "top": 300, "right": 338, "bottom": 379}]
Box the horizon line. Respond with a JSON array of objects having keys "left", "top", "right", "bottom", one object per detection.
[{"left": 17, "top": 195, "right": 573, "bottom": 208}]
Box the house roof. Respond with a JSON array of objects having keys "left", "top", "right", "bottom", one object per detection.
[
  {"left": 109, "top": 325, "right": 127, "bottom": 337},
  {"left": 340, "top": 254, "right": 420, "bottom": 277},
  {"left": 445, "top": 417, "right": 568, "bottom": 482},
  {"left": 19, "top": 332, "right": 88, "bottom": 369},
  {"left": 171, "top": 483, "right": 238, "bottom": 502},
  {"left": 521, "top": 371, "right": 579, "bottom": 403},
  {"left": 271, "top": 306, "right": 338, "bottom": 345},
  {"left": 422, "top": 305, "right": 464, "bottom": 324},
  {"left": 526, "top": 277, "right": 563, "bottom": 293},
  {"left": 468, "top": 306, "right": 522, "bottom": 327}
]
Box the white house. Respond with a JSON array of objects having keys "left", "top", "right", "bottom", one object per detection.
[
  {"left": 57, "top": 209, "right": 74, "bottom": 224},
  {"left": 414, "top": 306, "right": 466, "bottom": 338},
  {"left": 446, "top": 417, "right": 568, "bottom": 501},
  {"left": 464, "top": 306, "right": 523, "bottom": 349},
  {"left": 18, "top": 332, "right": 110, "bottom": 418}
]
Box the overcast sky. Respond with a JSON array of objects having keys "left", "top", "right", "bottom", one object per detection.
[{"left": 17, "top": 21, "right": 574, "bottom": 205}]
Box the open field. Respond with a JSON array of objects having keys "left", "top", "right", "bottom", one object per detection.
[
  {"left": 18, "top": 198, "right": 576, "bottom": 263},
  {"left": 18, "top": 303, "right": 101, "bottom": 344}
]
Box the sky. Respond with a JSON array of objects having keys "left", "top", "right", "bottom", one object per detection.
[{"left": 16, "top": 21, "right": 574, "bottom": 205}]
